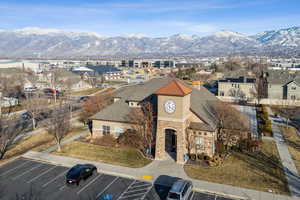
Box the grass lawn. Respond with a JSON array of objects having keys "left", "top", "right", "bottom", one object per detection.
[
  {"left": 184, "top": 141, "right": 289, "bottom": 195},
  {"left": 0, "top": 126, "right": 88, "bottom": 164},
  {"left": 280, "top": 126, "right": 300, "bottom": 173},
  {"left": 52, "top": 141, "right": 152, "bottom": 168},
  {"left": 70, "top": 87, "right": 103, "bottom": 96},
  {"left": 33, "top": 126, "right": 88, "bottom": 152}
]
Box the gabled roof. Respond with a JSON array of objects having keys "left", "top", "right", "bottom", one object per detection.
[{"left": 154, "top": 80, "right": 192, "bottom": 96}]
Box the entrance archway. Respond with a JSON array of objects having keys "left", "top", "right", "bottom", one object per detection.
[{"left": 165, "top": 129, "right": 177, "bottom": 160}]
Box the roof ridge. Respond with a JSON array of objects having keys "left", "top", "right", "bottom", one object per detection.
[{"left": 173, "top": 80, "right": 187, "bottom": 94}]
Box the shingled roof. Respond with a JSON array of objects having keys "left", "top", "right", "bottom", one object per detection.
[{"left": 91, "top": 78, "right": 221, "bottom": 129}]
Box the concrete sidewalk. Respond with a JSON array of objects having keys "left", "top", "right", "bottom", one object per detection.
[
  {"left": 267, "top": 107, "right": 300, "bottom": 198},
  {"left": 23, "top": 151, "right": 295, "bottom": 200}
]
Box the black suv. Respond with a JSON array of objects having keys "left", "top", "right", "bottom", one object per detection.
[{"left": 66, "top": 164, "right": 97, "bottom": 186}]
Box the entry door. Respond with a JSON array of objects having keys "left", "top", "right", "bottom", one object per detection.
[{"left": 165, "top": 129, "right": 177, "bottom": 153}]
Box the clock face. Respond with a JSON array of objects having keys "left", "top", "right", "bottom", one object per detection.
[{"left": 164, "top": 100, "right": 176, "bottom": 114}]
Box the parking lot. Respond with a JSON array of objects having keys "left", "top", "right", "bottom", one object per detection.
[{"left": 0, "top": 159, "right": 237, "bottom": 200}]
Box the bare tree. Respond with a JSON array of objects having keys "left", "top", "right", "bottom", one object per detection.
[
  {"left": 0, "top": 114, "right": 22, "bottom": 159},
  {"left": 209, "top": 102, "right": 250, "bottom": 150},
  {"left": 185, "top": 126, "right": 195, "bottom": 156},
  {"left": 228, "top": 88, "right": 246, "bottom": 99},
  {"left": 126, "top": 101, "right": 155, "bottom": 156},
  {"left": 79, "top": 88, "right": 114, "bottom": 132},
  {"left": 45, "top": 102, "right": 71, "bottom": 152},
  {"left": 250, "top": 68, "right": 268, "bottom": 105},
  {"left": 276, "top": 101, "right": 300, "bottom": 127},
  {"left": 23, "top": 98, "right": 48, "bottom": 130}
]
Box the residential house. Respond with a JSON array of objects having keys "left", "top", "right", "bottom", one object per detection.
[{"left": 267, "top": 71, "right": 300, "bottom": 100}]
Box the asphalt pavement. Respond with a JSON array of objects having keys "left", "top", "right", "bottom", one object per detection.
[{"left": 0, "top": 159, "right": 237, "bottom": 200}]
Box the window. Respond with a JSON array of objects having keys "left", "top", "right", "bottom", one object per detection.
[
  {"left": 220, "top": 91, "right": 224, "bottom": 96},
  {"left": 291, "top": 95, "right": 296, "bottom": 100},
  {"left": 291, "top": 86, "right": 297, "bottom": 90},
  {"left": 115, "top": 127, "right": 124, "bottom": 137},
  {"left": 102, "top": 125, "right": 110, "bottom": 135},
  {"left": 182, "top": 184, "right": 189, "bottom": 196},
  {"left": 195, "top": 137, "right": 205, "bottom": 150}
]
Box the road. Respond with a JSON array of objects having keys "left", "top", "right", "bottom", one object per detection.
[
  {"left": 1, "top": 102, "right": 82, "bottom": 142},
  {"left": 0, "top": 158, "right": 238, "bottom": 200}
]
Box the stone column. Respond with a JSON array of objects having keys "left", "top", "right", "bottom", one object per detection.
[{"left": 155, "top": 120, "right": 166, "bottom": 160}]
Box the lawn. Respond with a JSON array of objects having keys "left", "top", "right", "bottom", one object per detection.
[
  {"left": 52, "top": 141, "right": 152, "bottom": 168},
  {"left": 33, "top": 126, "right": 88, "bottom": 152},
  {"left": 280, "top": 126, "right": 300, "bottom": 173},
  {"left": 184, "top": 141, "right": 289, "bottom": 195},
  {"left": 0, "top": 126, "right": 88, "bottom": 163},
  {"left": 70, "top": 87, "right": 103, "bottom": 96}
]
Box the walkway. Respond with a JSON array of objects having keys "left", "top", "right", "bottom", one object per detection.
[
  {"left": 23, "top": 151, "right": 296, "bottom": 200},
  {"left": 234, "top": 105, "right": 258, "bottom": 139},
  {"left": 267, "top": 107, "right": 300, "bottom": 198}
]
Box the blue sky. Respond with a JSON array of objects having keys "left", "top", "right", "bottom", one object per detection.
[{"left": 0, "top": 0, "right": 300, "bottom": 37}]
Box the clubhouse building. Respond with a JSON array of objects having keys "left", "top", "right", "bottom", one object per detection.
[{"left": 91, "top": 78, "right": 250, "bottom": 163}]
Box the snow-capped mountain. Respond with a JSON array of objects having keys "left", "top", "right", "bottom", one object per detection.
[
  {"left": 252, "top": 27, "right": 300, "bottom": 47},
  {"left": 0, "top": 26, "right": 299, "bottom": 58}
]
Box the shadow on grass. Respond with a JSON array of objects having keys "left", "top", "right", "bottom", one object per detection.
[{"left": 234, "top": 151, "right": 290, "bottom": 194}]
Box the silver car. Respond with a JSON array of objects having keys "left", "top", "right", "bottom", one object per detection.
[{"left": 167, "top": 179, "right": 193, "bottom": 200}]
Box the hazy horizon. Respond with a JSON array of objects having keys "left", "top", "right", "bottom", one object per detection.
[{"left": 0, "top": 0, "right": 299, "bottom": 37}]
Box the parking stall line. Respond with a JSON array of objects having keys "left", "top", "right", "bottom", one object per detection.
[
  {"left": 125, "top": 187, "right": 148, "bottom": 194},
  {"left": 120, "top": 191, "right": 147, "bottom": 199},
  {"left": 190, "top": 191, "right": 195, "bottom": 200},
  {"left": 140, "top": 185, "right": 153, "bottom": 200},
  {"left": 116, "top": 180, "right": 136, "bottom": 200},
  {"left": 27, "top": 165, "right": 57, "bottom": 183},
  {"left": 59, "top": 185, "right": 67, "bottom": 191},
  {"left": 12, "top": 163, "right": 43, "bottom": 180},
  {"left": 42, "top": 169, "right": 68, "bottom": 188},
  {"left": 130, "top": 183, "right": 151, "bottom": 190},
  {"left": 96, "top": 176, "right": 119, "bottom": 198},
  {"left": 77, "top": 174, "right": 102, "bottom": 195},
  {"left": 0, "top": 160, "right": 31, "bottom": 177}
]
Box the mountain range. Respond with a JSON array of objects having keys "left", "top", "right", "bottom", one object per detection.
[{"left": 0, "top": 26, "right": 300, "bottom": 58}]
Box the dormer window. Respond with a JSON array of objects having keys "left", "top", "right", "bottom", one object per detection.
[{"left": 128, "top": 101, "right": 140, "bottom": 107}]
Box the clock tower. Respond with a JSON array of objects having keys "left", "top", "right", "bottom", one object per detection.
[{"left": 154, "top": 80, "right": 192, "bottom": 163}]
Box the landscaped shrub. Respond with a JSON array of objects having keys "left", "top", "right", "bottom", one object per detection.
[
  {"left": 197, "top": 153, "right": 205, "bottom": 160},
  {"left": 92, "top": 134, "right": 117, "bottom": 147},
  {"left": 117, "top": 130, "right": 144, "bottom": 150},
  {"left": 208, "top": 155, "right": 223, "bottom": 167},
  {"left": 190, "top": 154, "right": 196, "bottom": 161},
  {"left": 203, "top": 155, "right": 211, "bottom": 161}
]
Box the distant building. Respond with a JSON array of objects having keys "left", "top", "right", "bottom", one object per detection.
[
  {"left": 267, "top": 71, "right": 300, "bottom": 100},
  {"left": 72, "top": 65, "right": 123, "bottom": 80},
  {"left": 218, "top": 76, "right": 256, "bottom": 99},
  {"left": 218, "top": 71, "right": 300, "bottom": 102}
]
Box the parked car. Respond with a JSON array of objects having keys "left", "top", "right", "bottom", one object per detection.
[
  {"left": 43, "top": 88, "right": 61, "bottom": 97},
  {"left": 24, "top": 86, "right": 37, "bottom": 92},
  {"left": 66, "top": 164, "right": 97, "bottom": 186},
  {"left": 79, "top": 96, "right": 90, "bottom": 103},
  {"left": 167, "top": 179, "right": 193, "bottom": 200},
  {"left": 21, "top": 112, "right": 32, "bottom": 120}
]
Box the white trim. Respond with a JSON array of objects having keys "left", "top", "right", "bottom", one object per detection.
[{"left": 158, "top": 114, "right": 190, "bottom": 123}]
